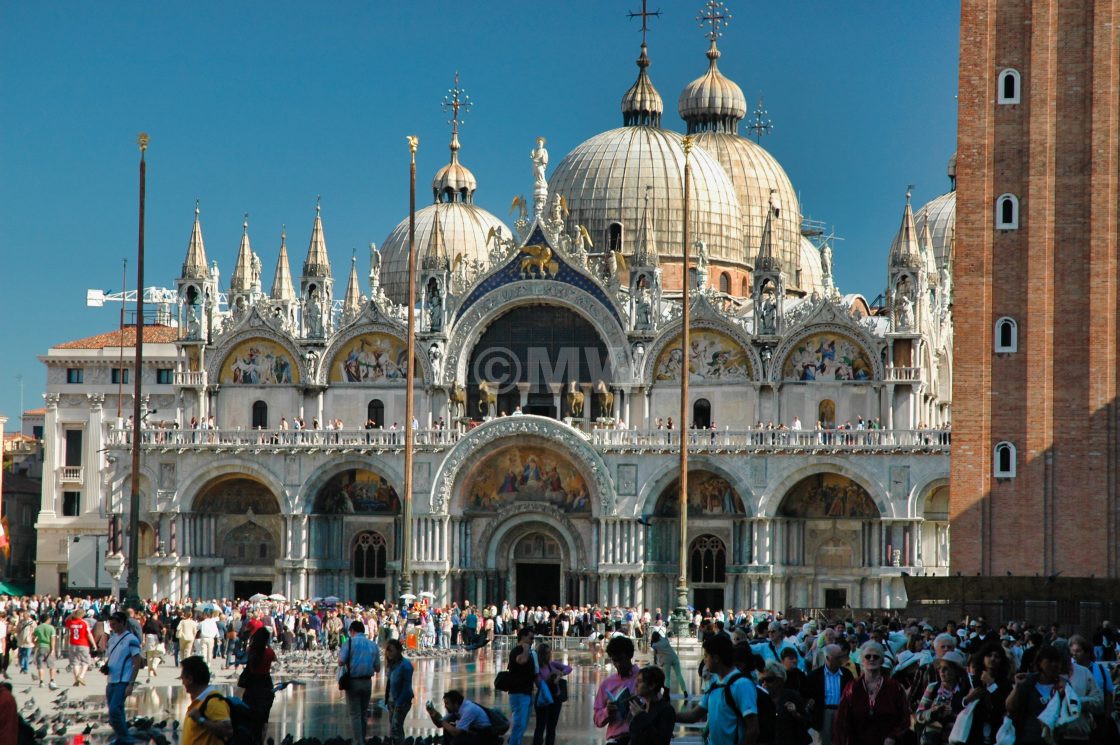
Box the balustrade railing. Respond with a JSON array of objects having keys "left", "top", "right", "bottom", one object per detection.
[
  {"left": 173, "top": 371, "right": 207, "bottom": 386},
  {"left": 886, "top": 367, "right": 922, "bottom": 382},
  {"left": 590, "top": 428, "right": 951, "bottom": 452},
  {"left": 60, "top": 465, "right": 84, "bottom": 482},
  {"left": 105, "top": 427, "right": 463, "bottom": 449}
]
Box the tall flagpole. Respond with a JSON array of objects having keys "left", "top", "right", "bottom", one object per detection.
[
  {"left": 125, "top": 132, "right": 149, "bottom": 609},
  {"left": 672, "top": 135, "right": 694, "bottom": 641},
  {"left": 401, "top": 135, "right": 419, "bottom": 601}
]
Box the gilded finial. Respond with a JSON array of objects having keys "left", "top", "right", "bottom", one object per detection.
[
  {"left": 243, "top": 212, "right": 249, "bottom": 231},
  {"left": 442, "top": 72, "right": 472, "bottom": 150},
  {"left": 628, "top": 0, "right": 661, "bottom": 47},
  {"left": 748, "top": 96, "right": 773, "bottom": 143},
  {"left": 682, "top": 134, "right": 695, "bottom": 156},
  {"left": 316, "top": 195, "right": 321, "bottom": 215},
  {"left": 137, "top": 132, "right": 150, "bottom": 152},
  {"left": 281, "top": 224, "right": 286, "bottom": 241},
  {"left": 407, "top": 135, "right": 419, "bottom": 154},
  {"left": 697, "top": 1, "right": 730, "bottom": 43},
  {"left": 195, "top": 199, "right": 200, "bottom": 216},
  {"left": 906, "top": 184, "right": 914, "bottom": 203}
]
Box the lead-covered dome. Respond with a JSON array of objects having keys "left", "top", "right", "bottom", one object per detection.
[
  {"left": 550, "top": 42, "right": 743, "bottom": 278},
  {"left": 914, "top": 157, "right": 956, "bottom": 272},
  {"left": 798, "top": 235, "right": 824, "bottom": 296},
  {"left": 678, "top": 43, "right": 747, "bottom": 131}
]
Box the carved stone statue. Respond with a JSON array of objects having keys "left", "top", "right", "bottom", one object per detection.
[
  {"left": 635, "top": 287, "right": 653, "bottom": 330},
  {"left": 760, "top": 294, "right": 777, "bottom": 335},
  {"left": 306, "top": 297, "right": 323, "bottom": 337},
  {"left": 531, "top": 137, "right": 549, "bottom": 189},
  {"left": 187, "top": 302, "right": 202, "bottom": 340},
  {"left": 820, "top": 242, "right": 833, "bottom": 284},
  {"left": 428, "top": 282, "right": 444, "bottom": 333},
  {"left": 896, "top": 293, "right": 914, "bottom": 330},
  {"left": 694, "top": 239, "right": 709, "bottom": 288},
  {"left": 251, "top": 252, "right": 262, "bottom": 290},
  {"left": 940, "top": 266, "right": 952, "bottom": 304},
  {"left": 428, "top": 342, "right": 442, "bottom": 368},
  {"left": 369, "top": 243, "right": 381, "bottom": 295}
]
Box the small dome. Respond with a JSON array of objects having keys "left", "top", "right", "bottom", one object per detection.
[
  {"left": 691, "top": 132, "right": 802, "bottom": 285},
  {"left": 380, "top": 202, "right": 511, "bottom": 303},
  {"left": 432, "top": 133, "right": 477, "bottom": 203},
  {"left": 798, "top": 236, "right": 824, "bottom": 296},
  {"left": 678, "top": 43, "right": 747, "bottom": 133},
  {"left": 914, "top": 190, "right": 955, "bottom": 271},
  {"left": 621, "top": 43, "right": 663, "bottom": 127},
  {"left": 550, "top": 126, "right": 744, "bottom": 273}
]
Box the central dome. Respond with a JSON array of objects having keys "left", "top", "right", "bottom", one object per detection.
[{"left": 550, "top": 127, "right": 744, "bottom": 272}]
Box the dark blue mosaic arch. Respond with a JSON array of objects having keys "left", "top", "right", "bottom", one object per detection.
[{"left": 454, "top": 225, "right": 624, "bottom": 327}]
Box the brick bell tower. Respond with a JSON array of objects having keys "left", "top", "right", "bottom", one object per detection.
[{"left": 953, "top": 0, "right": 1120, "bottom": 579}]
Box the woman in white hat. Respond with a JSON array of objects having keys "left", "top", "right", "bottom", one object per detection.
[{"left": 915, "top": 649, "right": 969, "bottom": 744}]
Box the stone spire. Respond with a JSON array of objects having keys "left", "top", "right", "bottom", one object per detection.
[
  {"left": 755, "top": 192, "right": 780, "bottom": 273},
  {"left": 889, "top": 189, "right": 923, "bottom": 269},
  {"left": 181, "top": 201, "right": 209, "bottom": 280},
  {"left": 302, "top": 198, "right": 332, "bottom": 277},
  {"left": 230, "top": 215, "right": 254, "bottom": 292},
  {"left": 423, "top": 207, "right": 450, "bottom": 272},
  {"left": 343, "top": 253, "right": 362, "bottom": 316},
  {"left": 271, "top": 228, "right": 296, "bottom": 302},
  {"left": 753, "top": 190, "right": 785, "bottom": 336},
  {"left": 633, "top": 185, "right": 660, "bottom": 267}
]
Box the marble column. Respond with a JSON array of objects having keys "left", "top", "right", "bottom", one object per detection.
[
  {"left": 40, "top": 394, "right": 61, "bottom": 518},
  {"left": 85, "top": 394, "right": 105, "bottom": 515}
]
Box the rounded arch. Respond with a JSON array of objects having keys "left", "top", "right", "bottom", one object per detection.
[
  {"left": 776, "top": 472, "right": 881, "bottom": 519},
  {"left": 908, "top": 476, "right": 950, "bottom": 519},
  {"left": 774, "top": 327, "right": 879, "bottom": 383},
  {"left": 690, "top": 534, "right": 728, "bottom": 584},
  {"left": 759, "top": 460, "right": 889, "bottom": 518},
  {"left": 319, "top": 323, "right": 431, "bottom": 386},
  {"left": 430, "top": 415, "right": 615, "bottom": 516},
  {"left": 643, "top": 318, "right": 760, "bottom": 383},
  {"left": 351, "top": 530, "right": 389, "bottom": 578},
  {"left": 997, "top": 68, "right": 1021, "bottom": 104},
  {"left": 478, "top": 507, "right": 588, "bottom": 572},
  {"left": 178, "top": 460, "right": 287, "bottom": 514},
  {"left": 443, "top": 283, "right": 632, "bottom": 388},
  {"left": 996, "top": 194, "right": 1019, "bottom": 229},
  {"left": 299, "top": 458, "right": 404, "bottom": 514},
  {"left": 207, "top": 330, "right": 304, "bottom": 386},
  {"left": 193, "top": 475, "right": 282, "bottom": 515},
  {"left": 637, "top": 457, "right": 754, "bottom": 518}
]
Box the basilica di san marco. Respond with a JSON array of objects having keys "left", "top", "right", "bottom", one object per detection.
[{"left": 36, "top": 27, "right": 954, "bottom": 614}]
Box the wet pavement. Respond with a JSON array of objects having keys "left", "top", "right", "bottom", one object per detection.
[{"left": 10, "top": 638, "right": 705, "bottom": 744}]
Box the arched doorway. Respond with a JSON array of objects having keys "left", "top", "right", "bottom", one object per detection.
[
  {"left": 352, "top": 531, "right": 389, "bottom": 605},
  {"left": 693, "top": 399, "right": 712, "bottom": 429},
  {"left": 513, "top": 532, "right": 563, "bottom": 607},
  {"left": 367, "top": 399, "right": 385, "bottom": 427},
  {"left": 690, "top": 534, "right": 727, "bottom": 612},
  {"left": 818, "top": 399, "right": 836, "bottom": 428},
  {"left": 193, "top": 476, "right": 282, "bottom": 599},
  {"left": 920, "top": 485, "right": 950, "bottom": 569},
  {"left": 466, "top": 305, "right": 611, "bottom": 420}
]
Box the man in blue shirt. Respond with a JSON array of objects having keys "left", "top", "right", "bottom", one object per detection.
[
  {"left": 384, "top": 638, "right": 414, "bottom": 745},
  {"left": 676, "top": 634, "right": 759, "bottom": 745},
  {"left": 426, "top": 688, "right": 494, "bottom": 745},
  {"left": 339, "top": 620, "right": 380, "bottom": 745},
  {"left": 104, "top": 611, "right": 143, "bottom": 745}
]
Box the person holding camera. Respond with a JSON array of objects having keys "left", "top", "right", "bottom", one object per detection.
[
  {"left": 104, "top": 611, "right": 143, "bottom": 744},
  {"left": 426, "top": 689, "right": 494, "bottom": 745}
]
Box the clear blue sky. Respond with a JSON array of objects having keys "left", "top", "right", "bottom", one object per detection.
[{"left": 0, "top": 1, "right": 959, "bottom": 430}]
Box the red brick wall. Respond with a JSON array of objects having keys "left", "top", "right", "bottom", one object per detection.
[{"left": 952, "top": 0, "right": 1120, "bottom": 578}]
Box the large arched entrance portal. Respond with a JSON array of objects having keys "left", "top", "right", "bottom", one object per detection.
[
  {"left": 192, "top": 476, "right": 282, "bottom": 600},
  {"left": 466, "top": 305, "right": 611, "bottom": 420},
  {"left": 513, "top": 532, "right": 562, "bottom": 607},
  {"left": 777, "top": 472, "right": 882, "bottom": 608}
]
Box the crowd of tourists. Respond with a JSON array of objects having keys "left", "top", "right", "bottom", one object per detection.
[{"left": 0, "top": 593, "right": 1118, "bottom": 745}]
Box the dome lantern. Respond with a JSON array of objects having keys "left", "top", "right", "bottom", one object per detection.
[
  {"left": 621, "top": 43, "right": 664, "bottom": 127},
  {"left": 432, "top": 72, "right": 478, "bottom": 204}
]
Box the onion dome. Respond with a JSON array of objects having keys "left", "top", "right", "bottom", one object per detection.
[
  {"left": 380, "top": 203, "right": 510, "bottom": 303},
  {"left": 913, "top": 155, "right": 957, "bottom": 272},
  {"left": 678, "top": 41, "right": 747, "bottom": 133},
  {"left": 551, "top": 41, "right": 742, "bottom": 278},
  {"left": 798, "top": 235, "right": 824, "bottom": 296},
  {"left": 621, "top": 43, "right": 663, "bottom": 127}
]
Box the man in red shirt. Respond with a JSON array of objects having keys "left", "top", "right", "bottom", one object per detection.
[{"left": 63, "top": 609, "right": 94, "bottom": 686}]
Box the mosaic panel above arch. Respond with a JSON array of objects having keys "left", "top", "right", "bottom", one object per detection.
[
  {"left": 781, "top": 332, "right": 873, "bottom": 382},
  {"left": 462, "top": 445, "right": 591, "bottom": 515},
  {"left": 219, "top": 339, "right": 299, "bottom": 385},
  {"left": 194, "top": 477, "right": 281, "bottom": 514},
  {"left": 653, "top": 329, "right": 752, "bottom": 382},
  {"left": 314, "top": 468, "right": 401, "bottom": 514},
  {"left": 329, "top": 332, "right": 415, "bottom": 384},
  {"left": 655, "top": 471, "right": 746, "bottom": 517},
  {"left": 779, "top": 473, "right": 880, "bottom": 519}
]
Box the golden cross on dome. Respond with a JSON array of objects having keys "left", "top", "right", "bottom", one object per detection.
[
  {"left": 442, "top": 71, "right": 472, "bottom": 138},
  {"left": 628, "top": 0, "right": 661, "bottom": 46},
  {"left": 748, "top": 96, "right": 773, "bottom": 143},
  {"left": 697, "top": 0, "right": 731, "bottom": 43}
]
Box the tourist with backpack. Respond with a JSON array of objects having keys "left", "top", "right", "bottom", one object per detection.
[
  {"left": 676, "top": 634, "right": 760, "bottom": 745},
  {"left": 181, "top": 655, "right": 234, "bottom": 744}
]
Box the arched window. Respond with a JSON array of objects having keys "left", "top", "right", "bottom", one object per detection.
[
  {"left": 997, "top": 69, "right": 1021, "bottom": 104},
  {"left": 995, "top": 317, "right": 1018, "bottom": 353},
  {"left": 608, "top": 222, "right": 624, "bottom": 252},
  {"left": 689, "top": 535, "right": 727, "bottom": 584},
  {"left": 719, "top": 272, "right": 731, "bottom": 294},
  {"left": 693, "top": 398, "right": 712, "bottom": 429},
  {"left": 251, "top": 401, "right": 268, "bottom": 429},
  {"left": 352, "top": 531, "right": 388, "bottom": 578},
  {"left": 742, "top": 278, "right": 750, "bottom": 296},
  {"left": 818, "top": 399, "right": 836, "bottom": 428},
  {"left": 996, "top": 194, "right": 1019, "bottom": 229},
  {"left": 994, "top": 441, "right": 1016, "bottom": 478},
  {"left": 367, "top": 399, "right": 385, "bottom": 427}
]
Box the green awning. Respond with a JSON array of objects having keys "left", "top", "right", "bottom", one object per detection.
[{"left": 0, "top": 580, "right": 32, "bottom": 596}]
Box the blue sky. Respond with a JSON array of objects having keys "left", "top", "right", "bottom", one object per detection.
[{"left": 0, "top": 2, "right": 959, "bottom": 430}]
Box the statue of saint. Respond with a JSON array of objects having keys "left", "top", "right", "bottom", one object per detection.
[
  {"left": 760, "top": 295, "right": 777, "bottom": 335},
  {"left": 187, "top": 302, "right": 202, "bottom": 340},
  {"left": 820, "top": 242, "right": 833, "bottom": 283},
  {"left": 531, "top": 137, "right": 549, "bottom": 188},
  {"left": 369, "top": 243, "right": 381, "bottom": 294},
  {"left": 635, "top": 287, "right": 653, "bottom": 329},
  {"left": 428, "top": 282, "right": 443, "bottom": 332}
]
